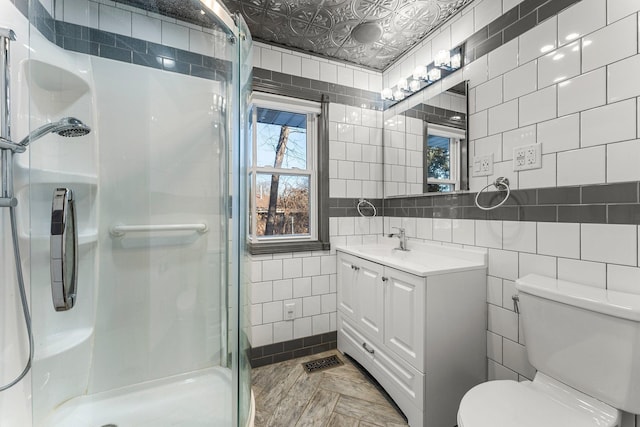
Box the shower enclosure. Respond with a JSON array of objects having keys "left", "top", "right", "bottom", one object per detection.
[{"left": 0, "top": 0, "right": 252, "bottom": 425}]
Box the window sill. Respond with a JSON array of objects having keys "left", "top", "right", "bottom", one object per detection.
[{"left": 248, "top": 240, "right": 330, "bottom": 255}]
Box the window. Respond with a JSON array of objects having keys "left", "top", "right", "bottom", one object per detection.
[
  {"left": 249, "top": 93, "right": 323, "bottom": 251},
  {"left": 424, "top": 124, "right": 465, "bottom": 193}
]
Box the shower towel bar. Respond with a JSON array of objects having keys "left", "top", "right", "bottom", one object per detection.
[{"left": 110, "top": 223, "right": 209, "bottom": 237}]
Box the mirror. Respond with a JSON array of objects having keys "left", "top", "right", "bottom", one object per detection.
[{"left": 383, "top": 81, "right": 468, "bottom": 197}]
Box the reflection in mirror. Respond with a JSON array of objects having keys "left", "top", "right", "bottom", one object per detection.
[{"left": 383, "top": 81, "right": 468, "bottom": 197}]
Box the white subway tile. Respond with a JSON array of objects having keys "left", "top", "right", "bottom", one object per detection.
[
  {"left": 488, "top": 303, "right": 519, "bottom": 341},
  {"left": 582, "top": 224, "right": 637, "bottom": 266},
  {"left": 582, "top": 14, "right": 637, "bottom": 73},
  {"left": 503, "top": 339, "right": 536, "bottom": 379},
  {"left": 608, "top": 54, "right": 640, "bottom": 103},
  {"left": 502, "top": 280, "right": 517, "bottom": 310},
  {"left": 537, "top": 42, "right": 580, "bottom": 88},
  {"left": 452, "top": 219, "right": 475, "bottom": 245},
  {"left": 518, "top": 153, "right": 557, "bottom": 189},
  {"left": 303, "top": 295, "right": 321, "bottom": 317},
  {"left": 300, "top": 57, "right": 320, "bottom": 80},
  {"left": 581, "top": 99, "right": 636, "bottom": 147},
  {"left": 607, "top": 264, "right": 640, "bottom": 294},
  {"left": 488, "top": 249, "right": 519, "bottom": 280},
  {"left": 251, "top": 304, "right": 263, "bottom": 326},
  {"left": 474, "top": 134, "right": 503, "bottom": 161},
  {"left": 489, "top": 359, "right": 519, "bottom": 381},
  {"left": 488, "top": 100, "right": 519, "bottom": 135},
  {"left": 337, "top": 67, "right": 354, "bottom": 87},
  {"left": 463, "top": 56, "right": 488, "bottom": 88},
  {"left": 433, "top": 218, "right": 452, "bottom": 242},
  {"left": 469, "top": 110, "right": 488, "bottom": 139},
  {"left": 558, "top": 0, "right": 606, "bottom": 46},
  {"left": 607, "top": 139, "right": 640, "bottom": 183},
  {"left": 252, "top": 281, "right": 273, "bottom": 304},
  {"left": 312, "top": 313, "right": 331, "bottom": 335},
  {"left": 321, "top": 293, "right": 337, "bottom": 314},
  {"left": 557, "top": 146, "right": 606, "bottom": 186},
  {"left": 132, "top": 13, "right": 161, "bottom": 44},
  {"left": 519, "top": 85, "right": 557, "bottom": 127},
  {"left": 320, "top": 62, "right": 337, "bottom": 83},
  {"left": 488, "top": 276, "right": 503, "bottom": 306},
  {"left": 519, "top": 252, "right": 557, "bottom": 277},
  {"left": 558, "top": 67, "right": 606, "bottom": 116},
  {"left": 503, "top": 221, "right": 536, "bottom": 253},
  {"left": 519, "top": 17, "right": 557, "bottom": 64},
  {"left": 261, "top": 49, "right": 282, "bottom": 72},
  {"left": 330, "top": 104, "right": 346, "bottom": 123},
  {"left": 476, "top": 76, "right": 503, "bottom": 111},
  {"left": 504, "top": 61, "right": 537, "bottom": 101},
  {"left": 189, "top": 29, "right": 216, "bottom": 56},
  {"left": 538, "top": 114, "right": 580, "bottom": 154},
  {"left": 282, "top": 53, "right": 301, "bottom": 76},
  {"left": 503, "top": 126, "right": 536, "bottom": 160},
  {"left": 353, "top": 70, "right": 368, "bottom": 91},
  {"left": 345, "top": 107, "right": 362, "bottom": 126},
  {"left": 302, "top": 256, "right": 322, "bottom": 277},
  {"left": 273, "top": 279, "right": 293, "bottom": 300},
  {"left": 476, "top": 220, "right": 503, "bottom": 249},
  {"left": 488, "top": 39, "right": 518, "bottom": 79},
  {"left": 557, "top": 258, "right": 606, "bottom": 288},
  {"left": 321, "top": 255, "right": 337, "bottom": 275},
  {"left": 607, "top": 1, "right": 640, "bottom": 24},
  {"left": 452, "top": 11, "right": 475, "bottom": 47},
  {"left": 251, "top": 324, "right": 273, "bottom": 347},
  {"left": 369, "top": 73, "right": 383, "bottom": 93},
  {"left": 293, "top": 317, "right": 312, "bottom": 339},
  {"left": 538, "top": 223, "right": 580, "bottom": 258},
  {"left": 337, "top": 217, "right": 355, "bottom": 236},
  {"left": 161, "top": 21, "right": 189, "bottom": 50},
  {"left": 99, "top": 3, "right": 132, "bottom": 36},
  {"left": 475, "top": 0, "right": 503, "bottom": 30},
  {"left": 273, "top": 321, "right": 293, "bottom": 343},
  {"left": 416, "top": 218, "right": 433, "bottom": 240},
  {"left": 312, "top": 275, "right": 330, "bottom": 296},
  {"left": 487, "top": 330, "right": 503, "bottom": 363},
  {"left": 262, "top": 259, "right": 283, "bottom": 281},
  {"left": 263, "top": 301, "right": 283, "bottom": 323},
  {"left": 293, "top": 277, "right": 312, "bottom": 298}
]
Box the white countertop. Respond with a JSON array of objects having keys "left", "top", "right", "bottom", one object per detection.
[{"left": 336, "top": 238, "right": 487, "bottom": 277}]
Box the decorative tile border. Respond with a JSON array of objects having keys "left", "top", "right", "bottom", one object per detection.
[
  {"left": 405, "top": 103, "right": 467, "bottom": 130},
  {"left": 16, "top": 0, "right": 228, "bottom": 81},
  {"left": 253, "top": 67, "right": 384, "bottom": 110},
  {"left": 382, "top": 182, "right": 640, "bottom": 225},
  {"left": 250, "top": 331, "right": 337, "bottom": 368},
  {"left": 329, "top": 198, "right": 384, "bottom": 218}
]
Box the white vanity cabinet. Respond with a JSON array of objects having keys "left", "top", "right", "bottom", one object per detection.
[{"left": 336, "top": 244, "right": 487, "bottom": 427}]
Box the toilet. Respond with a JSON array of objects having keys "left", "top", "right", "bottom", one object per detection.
[{"left": 457, "top": 274, "right": 640, "bottom": 427}]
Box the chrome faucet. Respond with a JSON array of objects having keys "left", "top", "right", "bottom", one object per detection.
[{"left": 388, "top": 226, "right": 409, "bottom": 251}]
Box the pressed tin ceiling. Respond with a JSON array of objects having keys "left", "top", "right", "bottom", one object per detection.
[{"left": 223, "top": 0, "right": 473, "bottom": 70}]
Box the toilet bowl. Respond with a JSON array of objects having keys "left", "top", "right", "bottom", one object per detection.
[
  {"left": 457, "top": 373, "right": 620, "bottom": 427},
  {"left": 457, "top": 274, "right": 640, "bottom": 427}
]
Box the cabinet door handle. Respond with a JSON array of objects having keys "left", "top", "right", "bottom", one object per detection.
[
  {"left": 381, "top": 276, "right": 388, "bottom": 282},
  {"left": 351, "top": 265, "right": 360, "bottom": 271},
  {"left": 362, "top": 342, "right": 375, "bottom": 354}
]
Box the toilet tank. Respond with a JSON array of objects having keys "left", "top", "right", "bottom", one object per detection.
[{"left": 516, "top": 274, "right": 640, "bottom": 415}]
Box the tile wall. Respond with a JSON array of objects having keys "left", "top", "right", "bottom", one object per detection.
[{"left": 383, "top": 0, "right": 640, "bottom": 425}]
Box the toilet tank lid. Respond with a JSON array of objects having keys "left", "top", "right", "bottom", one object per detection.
[{"left": 516, "top": 274, "right": 640, "bottom": 322}]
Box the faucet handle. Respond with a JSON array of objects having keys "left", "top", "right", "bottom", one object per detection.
[{"left": 391, "top": 226, "right": 405, "bottom": 233}]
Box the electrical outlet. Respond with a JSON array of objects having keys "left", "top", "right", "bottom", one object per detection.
[
  {"left": 473, "top": 154, "right": 493, "bottom": 177},
  {"left": 284, "top": 302, "right": 296, "bottom": 320},
  {"left": 513, "top": 143, "right": 542, "bottom": 171}
]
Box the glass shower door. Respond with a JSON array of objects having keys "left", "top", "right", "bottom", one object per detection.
[{"left": 19, "top": 0, "right": 251, "bottom": 425}]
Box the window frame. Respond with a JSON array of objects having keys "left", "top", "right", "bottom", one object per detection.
[
  {"left": 248, "top": 92, "right": 329, "bottom": 254},
  {"left": 423, "top": 123, "right": 465, "bottom": 193}
]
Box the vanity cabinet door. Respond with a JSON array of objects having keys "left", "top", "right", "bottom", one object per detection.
[
  {"left": 356, "top": 258, "right": 385, "bottom": 344},
  {"left": 337, "top": 253, "right": 359, "bottom": 321},
  {"left": 384, "top": 267, "right": 426, "bottom": 372}
]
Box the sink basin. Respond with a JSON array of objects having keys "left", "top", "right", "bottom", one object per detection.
[{"left": 336, "top": 240, "right": 486, "bottom": 277}]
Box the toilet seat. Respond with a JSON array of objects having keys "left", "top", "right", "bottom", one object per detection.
[{"left": 458, "top": 375, "right": 620, "bottom": 427}]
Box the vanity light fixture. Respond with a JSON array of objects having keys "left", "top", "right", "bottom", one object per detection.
[{"left": 381, "top": 45, "right": 464, "bottom": 102}]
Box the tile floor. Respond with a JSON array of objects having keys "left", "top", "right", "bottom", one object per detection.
[{"left": 252, "top": 350, "right": 409, "bottom": 427}]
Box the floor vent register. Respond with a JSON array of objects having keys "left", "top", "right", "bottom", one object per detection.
[{"left": 302, "top": 354, "right": 344, "bottom": 373}]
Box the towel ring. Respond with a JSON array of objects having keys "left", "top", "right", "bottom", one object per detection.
[
  {"left": 357, "top": 198, "right": 377, "bottom": 217},
  {"left": 474, "top": 177, "right": 511, "bottom": 211}
]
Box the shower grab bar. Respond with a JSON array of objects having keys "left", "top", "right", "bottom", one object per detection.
[{"left": 110, "top": 223, "right": 209, "bottom": 237}]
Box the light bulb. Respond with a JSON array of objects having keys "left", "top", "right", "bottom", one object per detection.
[
  {"left": 381, "top": 87, "right": 393, "bottom": 100},
  {"left": 413, "top": 65, "right": 427, "bottom": 80},
  {"left": 435, "top": 50, "right": 450, "bottom": 67},
  {"left": 409, "top": 79, "right": 421, "bottom": 92},
  {"left": 428, "top": 68, "right": 441, "bottom": 81},
  {"left": 397, "top": 78, "right": 409, "bottom": 91}
]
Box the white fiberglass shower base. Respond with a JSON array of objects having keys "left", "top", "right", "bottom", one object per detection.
[{"left": 42, "top": 367, "right": 231, "bottom": 427}]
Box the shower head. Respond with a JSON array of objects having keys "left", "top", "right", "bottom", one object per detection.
[{"left": 18, "top": 117, "right": 91, "bottom": 147}]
